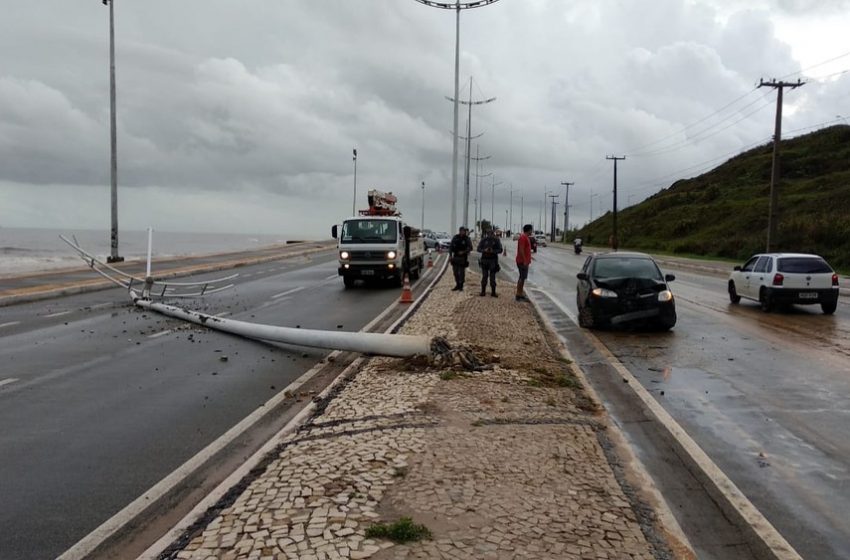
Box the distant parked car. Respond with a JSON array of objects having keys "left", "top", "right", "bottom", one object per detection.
[
  {"left": 534, "top": 235, "right": 548, "bottom": 247},
  {"left": 728, "top": 253, "right": 839, "bottom": 314},
  {"left": 422, "top": 233, "right": 438, "bottom": 250},
  {"left": 435, "top": 232, "right": 451, "bottom": 251},
  {"left": 576, "top": 252, "right": 677, "bottom": 330}
]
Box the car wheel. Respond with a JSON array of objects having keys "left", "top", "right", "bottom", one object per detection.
[
  {"left": 759, "top": 288, "right": 773, "bottom": 312},
  {"left": 728, "top": 281, "right": 741, "bottom": 304},
  {"left": 578, "top": 304, "right": 594, "bottom": 329},
  {"left": 821, "top": 300, "right": 837, "bottom": 315},
  {"left": 342, "top": 275, "right": 355, "bottom": 289}
]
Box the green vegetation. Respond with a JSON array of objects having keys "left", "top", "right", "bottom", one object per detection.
[
  {"left": 365, "top": 517, "right": 432, "bottom": 543},
  {"left": 576, "top": 125, "right": 850, "bottom": 269}
]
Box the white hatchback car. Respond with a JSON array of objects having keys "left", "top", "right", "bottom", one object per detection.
[{"left": 728, "top": 253, "right": 839, "bottom": 314}]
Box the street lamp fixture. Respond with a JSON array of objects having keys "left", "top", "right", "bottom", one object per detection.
[{"left": 412, "top": 0, "right": 502, "bottom": 233}]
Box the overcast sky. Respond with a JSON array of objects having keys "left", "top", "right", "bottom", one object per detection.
[{"left": 1, "top": 0, "right": 848, "bottom": 238}]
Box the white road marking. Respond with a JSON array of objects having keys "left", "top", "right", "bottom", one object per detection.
[
  {"left": 214, "top": 312, "right": 231, "bottom": 318},
  {"left": 45, "top": 311, "right": 71, "bottom": 318},
  {"left": 89, "top": 303, "right": 113, "bottom": 310},
  {"left": 0, "top": 321, "right": 21, "bottom": 329},
  {"left": 241, "top": 273, "right": 254, "bottom": 278},
  {"left": 147, "top": 330, "right": 172, "bottom": 339},
  {"left": 271, "top": 286, "right": 304, "bottom": 299},
  {"left": 0, "top": 378, "right": 19, "bottom": 388},
  {"left": 325, "top": 274, "right": 338, "bottom": 280}
]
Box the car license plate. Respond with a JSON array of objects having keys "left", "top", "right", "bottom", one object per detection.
[
  {"left": 799, "top": 292, "right": 818, "bottom": 299},
  {"left": 360, "top": 270, "right": 374, "bottom": 276}
]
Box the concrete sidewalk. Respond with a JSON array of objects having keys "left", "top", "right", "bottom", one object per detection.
[
  {"left": 154, "top": 269, "right": 690, "bottom": 560},
  {"left": 0, "top": 241, "right": 334, "bottom": 307}
]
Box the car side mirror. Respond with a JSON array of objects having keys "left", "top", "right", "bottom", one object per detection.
[
  {"left": 733, "top": 265, "right": 741, "bottom": 271},
  {"left": 331, "top": 225, "right": 338, "bottom": 239},
  {"left": 665, "top": 274, "right": 675, "bottom": 282},
  {"left": 576, "top": 272, "right": 588, "bottom": 281}
]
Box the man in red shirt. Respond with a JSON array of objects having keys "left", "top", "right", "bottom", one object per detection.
[{"left": 515, "top": 224, "right": 533, "bottom": 301}]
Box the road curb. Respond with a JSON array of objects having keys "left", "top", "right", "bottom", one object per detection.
[
  {"left": 529, "top": 289, "right": 803, "bottom": 560},
  {"left": 0, "top": 244, "right": 334, "bottom": 308},
  {"left": 525, "top": 291, "right": 697, "bottom": 559}
]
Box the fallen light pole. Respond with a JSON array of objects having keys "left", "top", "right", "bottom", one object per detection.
[
  {"left": 132, "top": 294, "right": 431, "bottom": 358},
  {"left": 62, "top": 230, "right": 439, "bottom": 360}
]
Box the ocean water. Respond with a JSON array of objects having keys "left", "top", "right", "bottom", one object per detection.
[{"left": 0, "top": 227, "right": 295, "bottom": 277}]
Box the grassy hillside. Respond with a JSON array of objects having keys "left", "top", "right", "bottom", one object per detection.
[{"left": 577, "top": 124, "right": 850, "bottom": 269}]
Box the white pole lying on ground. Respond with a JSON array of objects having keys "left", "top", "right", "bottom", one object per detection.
[{"left": 132, "top": 293, "right": 432, "bottom": 358}]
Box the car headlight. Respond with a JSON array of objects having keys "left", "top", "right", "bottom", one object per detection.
[
  {"left": 339, "top": 251, "right": 350, "bottom": 260},
  {"left": 387, "top": 251, "right": 397, "bottom": 259},
  {"left": 657, "top": 290, "right": 674, "bottom": 302},
  {"left": 591, "top": 287, "right": 618, "bottom": 298}
]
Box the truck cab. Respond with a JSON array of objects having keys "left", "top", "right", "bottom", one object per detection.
[{"left": 331, "top": 191, "right": 425, "bottom": 288}]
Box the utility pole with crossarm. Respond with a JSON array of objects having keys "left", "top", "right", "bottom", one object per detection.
[
  {"left": 606, "top": 156, "right": 625, "bottom": 251},
  {"left": 758, "top": 78, "right": 805, "bottom": 252},
  {"left": 560, "top": 181, "right": 574, "bottom": 242}
]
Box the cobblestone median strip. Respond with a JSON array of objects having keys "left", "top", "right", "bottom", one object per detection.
[{"left": 165, "top": 270, "right": 686, "bottom": 560}]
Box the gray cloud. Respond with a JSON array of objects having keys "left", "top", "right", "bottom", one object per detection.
[{"left": 1, "top": 0, "right": 847, "bottom": 236}]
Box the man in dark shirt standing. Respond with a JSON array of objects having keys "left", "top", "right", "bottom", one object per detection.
[
  {"left": 476, "top": 229, "right": 503, "bottom": 297},
  {"left": 449, "top": 226, "right": 473, "bottom": 291},
  {"left": 515, "top": 224, "right": 533, "bottom": 301}
]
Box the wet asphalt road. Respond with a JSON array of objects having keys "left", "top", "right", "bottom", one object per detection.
[
  {"left": 518, "top": 243, "right": 850, "bottom": 560},
  {"left": 0, "top": 251, "right": 402, "bottom": 560}
]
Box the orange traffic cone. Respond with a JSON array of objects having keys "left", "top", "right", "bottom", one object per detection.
[
  {"left": 427, "top": 252, "right": 434, "bottom": 268},
  {"left": 399, "top": 273, "right": 414, "bottom": 303}
]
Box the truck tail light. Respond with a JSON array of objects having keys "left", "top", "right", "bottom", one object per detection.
[
  {"left": 833, "top": 273, "right": 839, "bottom": 287},
  {"left": 772, "top": 273, "right": 784, "bottom": 286}
]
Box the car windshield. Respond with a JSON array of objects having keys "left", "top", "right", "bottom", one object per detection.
[
  {"left": 340, "top": 220, "right": 397, "bottom": 244},
  {"left": 777, "top": 257, "right": 833, "bottom": 274},
  {"left": 593, "top": 257, "right": 662, "bottom": 280}
]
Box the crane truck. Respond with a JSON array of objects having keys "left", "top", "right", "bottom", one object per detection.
[{"left": 331, "top": 190, "right": 426, "bottom": 288}]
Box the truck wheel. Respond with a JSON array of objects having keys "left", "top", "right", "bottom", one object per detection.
[{"left": 343, "top": 276, "right": 355, "bottom": 289}]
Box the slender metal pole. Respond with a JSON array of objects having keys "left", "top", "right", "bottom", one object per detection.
[
  {"left": 421, "top": 181, "right": 425, "bottom": 230},
  {"left": 520, "top": 195, "right": 523, "bottom": 229},
  {"left": 352, "top": 148, "right": 358, "bottom": 215},
  {"left": 107, "top": 0, "right": 122, "bottom": 263},
  {"left": 145, "top": 227, "right": 153, "bottom": 279},
  {"left": 450, "top": 3, "right": 460, "bottom": 233},
  {"left": 463, "top": 77, "right": 473, "bottom": 228},
  {"left": 509, "top": 185, "right": 513, "bottom": 235},
  {"left": 560, "top": 181, "right": 574, "bottom": 242},
  {"left": 491, "top": 176, "right": 495, "bottom": 226}
]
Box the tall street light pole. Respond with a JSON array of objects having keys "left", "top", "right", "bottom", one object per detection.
[
  {"left": 590, "top": 192, "right": 599, "bottom": 222},
  {"left": 421, "top": 181, "right": 425, "bottom": 230},
  {"left": 520, "top": 195, "right": 524, "bottom": 229},
  {"left": 508, "top": 184, "right": 513, "bottom": 235},
  {"left": 412, "top": 0, "right": 501, "bottom": 233},
  {"left": 560, "top": 181, "right": 574, "bottom": 242},
  {"left": 447, "top": 77, "right": 495, "bottom": 228},
  {"left": 606, "top": 155, "right": 626, "bottom": 251},
  {"left": 490, "top": 177, "right": 503, "bottom": 227},
  {"left": 104, "top": 0, "right": 122, "bottom": 262},
  {"left": 471, "top": 145, "right": 490, "bottom": 234},
  {"left": 548, "top": 193, "right": 559, "bottom": 242},
  {"left": 352, "top": 148, "right": 358, "bottom": 215}
]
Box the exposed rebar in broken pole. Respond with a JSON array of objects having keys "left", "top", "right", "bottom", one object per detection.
[{"left": 132, "top": 292, "right": 432, "bottom": 358}]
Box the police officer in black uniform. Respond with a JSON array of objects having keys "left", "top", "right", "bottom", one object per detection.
[
  {"left": 449, "top": 226, "right": 473, "bottom": 291},
  {"left": 476, "top": 229, "right": 503, "bottom": 297}
]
